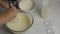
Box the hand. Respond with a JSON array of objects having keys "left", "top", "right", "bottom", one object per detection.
[
  {"left": 6, "top": 7, "right": 17, "bottom": 22},
  {"left": 0, "top": 1, "right": 17, "bottom": 27}
]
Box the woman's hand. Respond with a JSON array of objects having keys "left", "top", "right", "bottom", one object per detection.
[
  {"left": 0, "top": 1, "right": 17, "bottom": 27},
  {"left": 5, "top": 7, "right": 17, "bottom": 22}
]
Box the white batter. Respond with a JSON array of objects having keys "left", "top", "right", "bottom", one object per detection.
[{"left": 6, "top": 13, "right": 31, "bottom": 31}]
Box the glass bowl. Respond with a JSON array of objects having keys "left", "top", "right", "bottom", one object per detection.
[
  {"left": 5, "top": 11, "right": 34, "bottom": 34},
  {"left": 17, "top": 0, "right": 37, "bottom": 13}
]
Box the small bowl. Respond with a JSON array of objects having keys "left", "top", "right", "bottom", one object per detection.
[{"left": 18, "top": 0, "right": 37, "bottom": 13}]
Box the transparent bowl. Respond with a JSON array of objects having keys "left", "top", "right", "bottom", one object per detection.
[
  {"left": 5, "top": 11, "right": 34, "bottom": 34},
  {"left": 17, "top": 0, "right": 37, "bottom": 13}
]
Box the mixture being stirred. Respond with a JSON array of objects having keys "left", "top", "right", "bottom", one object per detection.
[{"left": 6, "top": 13, "right": 31, "bottom": 31}]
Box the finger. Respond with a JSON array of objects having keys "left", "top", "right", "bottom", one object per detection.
[
  {"left": 0, "top": 7, "right": 17, "bottom": 25},
  {"left": 5, "top": 7, "right": 17, "bottom": 22}
]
